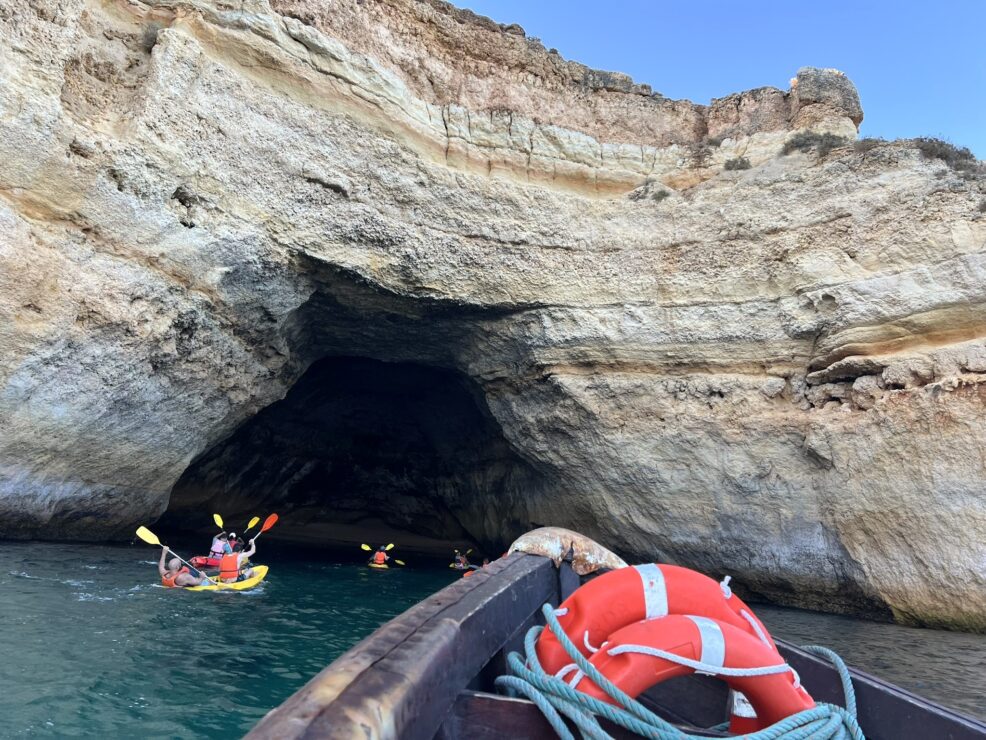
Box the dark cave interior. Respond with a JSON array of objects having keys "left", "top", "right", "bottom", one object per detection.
[{"left": 159, "top": 356, "right": 543, "bottom": 554}]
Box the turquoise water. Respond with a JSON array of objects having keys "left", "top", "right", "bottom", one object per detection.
[
  {"left": 0, "top": 541, "right": 451, "bottom": 738},
  {"left": 2, "top": 542, "right": 984, "bottom": 737}
]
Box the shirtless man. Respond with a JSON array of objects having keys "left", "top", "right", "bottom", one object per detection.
[{"left": 158, "top": 547, "right": 212, "bottom": 588}]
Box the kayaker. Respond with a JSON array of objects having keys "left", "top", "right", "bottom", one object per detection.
[
  {"left": 219, "top": 539, "right": 257, "bottom": 583},
  {"left": 228, "top": 532, "right": 239, "bottom": 550},
  {"left": 452, "top": 551, "right": 470, "bottom": 570},
  {"left": 158, "top": 547, "right": 211, "bottom": 588},
  {"left": 209, "top": 532, "right": 231, "bottom": 561},
  {"left": 370, "top": 546, "right": 390, "bottom": 567}
]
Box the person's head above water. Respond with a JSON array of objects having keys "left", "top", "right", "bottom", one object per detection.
[{"left": 378, "top": 545, "right": 386, "bottom": 552}]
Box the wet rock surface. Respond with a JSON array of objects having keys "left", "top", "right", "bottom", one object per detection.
[{"left": 1, "top": 0, "right": 985, "bottom": 628}]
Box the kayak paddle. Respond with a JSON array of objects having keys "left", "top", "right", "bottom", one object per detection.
[
  {"left": 250, "top": 513, "right": 279, "bottom": 542},
  {"left": 213, "top": 513, "right": 224, "bottom": 529},
  {"left": 394, "top": 560, "right": 406, "bottom": 566},
  {"left": 244, "top": 516, "right": 260, "bottom": 533},
  {"left": 360, "top": 544, "right": 372, "bottom": 551},
  {"left": 136, "top": 526, "right": 220, "bottom": 585}
]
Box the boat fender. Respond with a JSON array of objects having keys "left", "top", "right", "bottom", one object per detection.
[
  {"left": 536, "top": 564, "right": 777, "bottom": 675},
  {"left": 570, "top": 615, "right": 814, "bottom": 733}
]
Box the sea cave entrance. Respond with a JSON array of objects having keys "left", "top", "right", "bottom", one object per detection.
[{"left": 160, "top": 356, "right": 542, "bottom": 554}]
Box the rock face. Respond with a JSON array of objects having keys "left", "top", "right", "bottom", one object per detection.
[{"left": 1, "top": 0, "right": 984, "bottom": 629}]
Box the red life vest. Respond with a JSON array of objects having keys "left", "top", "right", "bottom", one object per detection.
[
  {"left": 161, "top": 566, "right": 190, "bottom": 588},
  {"left": 219, "top": 553, "right": 240, "bottom": 582},
  {"left": 373, "top": 551, "right": 387, "bottom": 565}
]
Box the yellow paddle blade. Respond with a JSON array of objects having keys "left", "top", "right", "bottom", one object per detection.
[
  {"left": 213, "top": 513, "right": 224, "bottom": 528},
  {"left": 385, "top": 543, "right": 395, "bottom": 551},
  {"left": 136, "top": 526, "right": 160, "bottom": 547},
  {"left": 246, "top": 516, "right": 260, "bottom": 531},
  {"left": 394, "top": 560, "right": 405, "bottom": 566},
  {"left": 360, "top": 544, "right": 372, "bottom": 551}
]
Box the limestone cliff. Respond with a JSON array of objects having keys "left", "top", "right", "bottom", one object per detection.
[{"left": 1, "top": 0, "right": 984, "bottom": 629}]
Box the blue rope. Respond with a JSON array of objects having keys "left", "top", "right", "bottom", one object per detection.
[{"left": 494, "top": 604, "right": 865, "bottom": 740}]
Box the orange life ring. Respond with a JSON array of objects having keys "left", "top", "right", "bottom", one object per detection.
[
  {"left": 572, "top": 615, "right": 814, "bottom": 733},
  {"left": 536, "top": 564, "right": 776, "bottom": 675}
]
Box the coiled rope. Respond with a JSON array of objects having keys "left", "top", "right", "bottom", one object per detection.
[{"left": 494, "top": 604, "right": 865, "bottom": 740}]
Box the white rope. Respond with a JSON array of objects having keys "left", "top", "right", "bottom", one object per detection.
[
  {"left": 606, "top": 643, "right": 794, "bottom": 679},
  {"left": 584, "top": 631, "right": 603, "bottom": 653},
  {"left": 554, "top": 663, "right": 579, "bottom": 680},
  {"left": 554, "top": 607, "right": 569, "bottom": 617},
  {"left": 720, "top": 575, "right": 733, "bottom": 598},
  {"left": 740, "top": 608, "right": 772, "bottom": 647}
]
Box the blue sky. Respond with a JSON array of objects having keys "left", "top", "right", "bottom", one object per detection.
[{"left": 459, "top": 1, "right": 986, "bottom": 158}]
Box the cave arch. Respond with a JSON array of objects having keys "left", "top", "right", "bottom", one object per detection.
[{"left": 161, "top": 356, "right": 544, "bottom": 553}]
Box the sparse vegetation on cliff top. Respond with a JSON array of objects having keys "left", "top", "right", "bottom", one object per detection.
[{"left": 782, "top": 131, "right": 850, "bottom": 157}]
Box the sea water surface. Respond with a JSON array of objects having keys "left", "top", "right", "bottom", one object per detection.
[
  {"left": 0, "top": 541, "right": 451, "bottom": 738},
  {"left": 1, "top": 542, "right": 984, "bottom": 738}
]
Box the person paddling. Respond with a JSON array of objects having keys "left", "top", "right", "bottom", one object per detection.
[
  {"left": 158, "top": 547, "right": 211, "bottom": 588},
  {"left": 219, "top": 539, "right": 257, "bottom": 583},
  {"left": 452, "top": 550, "right": 470, "bottom": 570},
  {"left": 209, "top": 532, "right": 231, "bottom": 561},
  {"left": 369, "top": 546, "right": 390, "bottom": 567}
]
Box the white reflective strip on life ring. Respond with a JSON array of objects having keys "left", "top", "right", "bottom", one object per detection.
[
  {"left": 633, "top": 564, "right": 668, "bottom": 619},
  {"left": 685, "top": 615, "right": 726, "bottom": 672}
]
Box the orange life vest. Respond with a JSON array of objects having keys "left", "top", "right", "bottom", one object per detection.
[
  {"left": 219, "top": 553, "right": 241, "bottom": 582},
  {"left": 161, "top": 566, "right": 190, "bottom": 588},
  {"left": 373, "top": 551, "right": 387, "bottom": 565}
]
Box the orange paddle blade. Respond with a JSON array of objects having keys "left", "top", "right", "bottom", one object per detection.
[{"left": 260, "top": 513, "right": 279, "bottom": 533}]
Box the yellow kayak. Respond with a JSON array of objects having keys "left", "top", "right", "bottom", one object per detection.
[
  {"left": 368, "top": 563, "right": 389, "bottom": 569},
  {"left": 187, "top": 565, "right": 269, "bottom": 591}
]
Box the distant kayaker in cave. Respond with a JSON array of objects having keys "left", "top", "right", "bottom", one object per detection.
[
  {"left": 452, "top": 550, "right": 470, "bottom": 570},
  {"left": 370, "top": 546, "right": 390, "bottom": 567},
  {"left": 158, "top": 547, "right": 211, "bottom": 588},
  {"left": 219, "top": 539, "right": 257, "bottom": 583}
]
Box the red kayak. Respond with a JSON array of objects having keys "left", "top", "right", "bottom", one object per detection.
[{"left": 190, "top": 555, "right": 222, "bottom": 568}]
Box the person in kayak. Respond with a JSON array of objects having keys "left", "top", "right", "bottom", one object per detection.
[
  {"left": 158, "top": 547, "right": 211, "bottom": 588},
  {"left": 369, "top": 546, "right": 390, "bottom": 567},
  {"left": 209, "top": 532, "right": 231, "bottom": 561},
  {"left": 219, "top": 539, "right": 257, "bottom": 583},
  {"left": 452, "top": 550, "right": 470, "bottom": 570}
]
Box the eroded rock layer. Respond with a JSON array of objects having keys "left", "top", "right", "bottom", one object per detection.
[{"left": 1, "top": 0, "right": 984, "bottom": 628}]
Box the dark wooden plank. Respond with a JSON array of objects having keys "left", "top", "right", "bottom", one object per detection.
[
  {"left": 246, "top": 554, "right": 558, "bottom": 740},
  {"left": 780, "top": 642, "right": 986, "bottom": 740},
  {"left": 438, "top": 691, "right": 730, "bottom": 739},
  {"left": 559, "top": 560, "right": 581, "bottom": 601}
]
